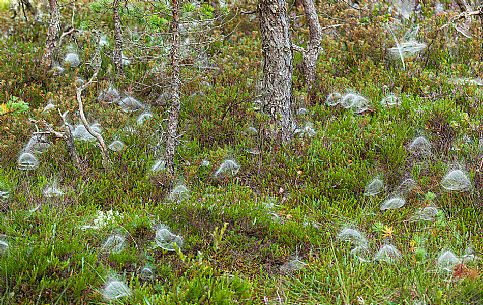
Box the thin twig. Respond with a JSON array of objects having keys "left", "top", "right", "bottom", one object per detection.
[
  {"left": 76, "top": 31, "right": 110, "bottom": 169},
  {"left": 58, "top": 109, "right": 82, "bottom": 171}
]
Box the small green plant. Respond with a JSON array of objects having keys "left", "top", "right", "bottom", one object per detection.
[
  {"left": 212, "top": 222, "right": 228, "bottom": 252},
  {"left": 148, "top": 15, "right": 169, "bottom": 31},
  {"left": 89, "top": 0, "right": 110, "bottom": 13},
  {"left": 200, "top": 3, "right": 215, "bottom": 19},
  {"left": 424, "top": 191, "right": 436, "bottom": 202},
  {"left": 0, "top": 96, "right": 29, "bottom": 116},
  {"left": 415, "top": 247, "right": 427, "bottom": 261},
  {"left": 372, "top": 222, "right": 385, "bottom": 234}
]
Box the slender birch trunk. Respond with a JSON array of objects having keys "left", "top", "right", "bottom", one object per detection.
[
  {"left": 113, "top": 0, "right": 123, "bottom": 76},
  {"left": 165, "top": 0, "right": 181, "bottom": 174}
]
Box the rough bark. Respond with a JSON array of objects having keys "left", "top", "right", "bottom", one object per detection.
[
  {"left": 41, "top": 0, "right": 60, "bottom": 68},
  {"left": 113, "top": 0, "right": 123, "bottom": 76},
  {"left": 165, "top": 0, "right": 181, "bottom": 175},
  {"left": 301, "top": 0, "right": 322, "bottom": 93},
  {"left": 480, "top": 5, "right": 483, "bottom": 62},
  {"left": 258, "top": 0, "right": 295, "bottom": 143}
]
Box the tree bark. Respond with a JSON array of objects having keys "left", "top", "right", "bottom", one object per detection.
[
  {"left": 41, "top": 0, "right": 60, "bottom": 68},
  {"left": 301, "top": 0, "right": 322, "bottom": 93},
  {"left": 165, "top": 0, "right": 181, "bottom": 175},
  {"left": 258, "top": 0, "right": 295, "bottom": 143},
  {"left": 113, "top": 0, "right": 123, "bottom": 76}
]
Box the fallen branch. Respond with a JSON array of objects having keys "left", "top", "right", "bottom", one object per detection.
[
  {"left": 31, "top": 115, "right": 82, "bottom": 172},
  {"left": 439, "top": 9, "right": 483, "bottom": 31}
]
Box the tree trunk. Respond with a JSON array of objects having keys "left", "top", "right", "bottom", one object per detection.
[
  {"left": 301, "top": 0, "right": 322, "bottom": 94},
  {"left": 165, "top": 0, "right": 181, "bottom": 175},
  {"left": 41, "top": 0, "right": 60, "bottom": 69},
  {"left": 113, "top": 0, "right": 123, "bottom": 76},
  {"left": 258, "top": 0, "right": 295, "bottom": 143},
  {"left": 480, "top": 7, "right": 483, "bottom": 62}
]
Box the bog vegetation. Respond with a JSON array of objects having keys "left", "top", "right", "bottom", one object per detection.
[{"left": 0, "top": 0, "right": 482, "bottom": 304}]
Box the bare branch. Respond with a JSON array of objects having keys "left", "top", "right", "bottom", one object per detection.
[
  {"left": 58, "top": 109, "right": 82, "bottom": 171},
  {"left": 76, "top": 31, "right": 110, "bottom": 169}
]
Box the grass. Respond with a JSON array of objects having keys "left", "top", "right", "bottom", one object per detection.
[{"left": 0, "top": 1, "right": 482, "bottom": 304}]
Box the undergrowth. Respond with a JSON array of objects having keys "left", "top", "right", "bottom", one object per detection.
[{"left": 0, "top": 0, "right": 481, "bottom": 304}]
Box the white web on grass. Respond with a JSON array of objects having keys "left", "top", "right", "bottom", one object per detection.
[
  {"left": 381, "top": 93, "right": 400, "bottom": 107},
  {"left": 102, "top": 278, "right": 131, "bottom": 301},
  {"left": 98, "top": 86, "right": 120, "bottom": 104},
  {"left": 295, "top": 122, "right": 316, "bottom": 138},
  {"left": 0, "top": 237, "right": 8, "bottom": 254},
  {"left": 108, "top": 140, "right": 126, "bottom": 152},
  {"left": 137, "top": 112, "right": 153, "bottom": 125},
  {"left": 364, "top": 177, "right": 384, "bottom": 196},
  {"left": 63, "top": 53, "right": 80, "bottom": 67},
  {"left": 410, "top": 206, "right": 440, "bottom": 221},
  {"left": 374, "top": 243, "right": 402, "bottom": 263},
  {"left": 441, "top": 169, "right": 471, "bottom": 191},
  {"left": 408, "top": 136, "right": 432, "bottom": 157},
  {"left": 18, "top": 152, "right": 39, "bottom": 171},
  {"left": 118, "top": 96, "right": 145, "bottom": 113},
  {"left": 155, "top": 224, "right": 183, "bottom": 251},
  {"left": 337, "top": 227, "right": 368, "bottom": 246},
  {"left": 437, "top": 250, "right": 461, "bottom": 272},
  {"left": 167, "top": 184, "right": 190, "bottom": 202},
  {"left": 72, "top": 123, "right": 102, "bottom": 142},
  {"left": 387, "top": 25, "right": 426, "bottom": 70},
  {"left": 380, "top": 196, "right": 406, "bottom": 210},
  {"left": 151, "top": 159, "right": 166, "bottom": 173},
  {"left": 101, "top": 234, "right": 126, "bottom": 254},
  {"left": 43, "top": 180, "right": 65, "bottom": 198},
  {"left": 214, "top": 159, "right": 240, "bottom": 178}
]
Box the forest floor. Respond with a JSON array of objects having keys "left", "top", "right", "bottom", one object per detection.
[{"left": 0, "top": 1, "right": 482, "bottom": 304}]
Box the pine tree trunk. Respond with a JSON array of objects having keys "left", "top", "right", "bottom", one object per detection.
[
  {"left": 258, "top": 0, "right": 294, "bottom": 143},
  {"left": 113, "top": 0, "right": 123, "bottom": 76},
  {"left": 41, "top": 0, "right": 60, "bottom": 68},
  {"left": 165, "top": 0, "right": 181, "bottom": 175},
  {"left": 301, "top": 0, "right": 322, "bottom": 94}
]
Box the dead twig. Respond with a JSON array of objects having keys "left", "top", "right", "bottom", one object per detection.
[
  {"left": 58, "top": 110, "right": 82, "bottom": 171},
  {"left": 76, "top": 31, "right": 110, "bottom": 170}
]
